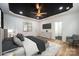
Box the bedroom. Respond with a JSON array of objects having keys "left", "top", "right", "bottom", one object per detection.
[{"left": 0, "top": 3, "right": 79, "bottom": 56}]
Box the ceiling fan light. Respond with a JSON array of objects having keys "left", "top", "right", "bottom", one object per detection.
[{"left": 37, "top": 17, "right": 39, "bottom": 19}]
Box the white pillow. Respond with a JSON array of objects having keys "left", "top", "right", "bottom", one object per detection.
[{"left": 13, "top": 36, "right": 23, "bottom": 47}]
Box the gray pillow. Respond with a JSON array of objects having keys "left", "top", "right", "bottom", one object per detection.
[
  {"left": 13, "top": 36, "right": 23, "bottom": 47},
  {"left": 16, "top": 33, "right": 24, "bottom": 41}
]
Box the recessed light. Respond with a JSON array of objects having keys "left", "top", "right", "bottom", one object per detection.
[
  {"left": 59, "top": 6, "right": 63, "bottom": 10},
  {"left": 66, "top": 7, "right": 70, "bottom": 10},
  {"left": 19, "top": 11, "right": 23, "bottom": 14}
]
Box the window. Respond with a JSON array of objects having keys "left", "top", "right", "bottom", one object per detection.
[{"left": 23, "top": 22, "right": 32, "bottom": 32}]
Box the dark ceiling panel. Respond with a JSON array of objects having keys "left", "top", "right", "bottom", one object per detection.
[{"left": 9, "top": 3, "right": 73, "bottom": 20}]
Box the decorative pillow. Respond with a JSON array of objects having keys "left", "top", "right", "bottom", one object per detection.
[
  {"left": 16, "top": 33, "right": 24, "bottom": 41},
  {"left": 13, "top": 36, "right": 23, "bottom": 47}
]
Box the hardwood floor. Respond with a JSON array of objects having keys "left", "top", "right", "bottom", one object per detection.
[
  {"left": 36, "top": 36, "right": 79, "bottom": 56},
  {"left": 48, "top": 39, "right": 79, "bottom": 56}
]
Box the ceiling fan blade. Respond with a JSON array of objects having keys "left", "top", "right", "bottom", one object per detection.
[
  {"left": 36, "top": 14, "right": 42, "bottom": 17},
  {"left": 36, "top": 3, "right": 40, "bottom": 9},
  {"left": 36, "top": 3, "right": 42, "bottom": 10}
]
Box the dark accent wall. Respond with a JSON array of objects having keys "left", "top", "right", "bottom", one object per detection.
[{"left": 0, "top": 9, "right": 4, "bottom": 29}]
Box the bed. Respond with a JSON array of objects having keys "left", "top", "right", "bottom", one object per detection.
[{"left": 2, "top": 36, "right": 46, "bottom": 56}]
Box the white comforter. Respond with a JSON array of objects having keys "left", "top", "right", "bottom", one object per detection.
[{"left": 22, "top": 37, "right": 39, "bottom": 56}]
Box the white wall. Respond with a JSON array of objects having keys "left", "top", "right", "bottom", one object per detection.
[
  {"left": 39, "top": 4, "right": 79, "bottom": 41},
  {"left": 4, "top": 13, "right": 39, "bottom": 36}
]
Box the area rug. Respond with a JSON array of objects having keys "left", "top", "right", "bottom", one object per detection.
[{"left": 41, "top": 42, "right": 62, "bottom": 56}]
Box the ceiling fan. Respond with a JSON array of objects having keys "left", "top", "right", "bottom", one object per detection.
[{"left": 32, "top": 3, "right": 47, "bottom": 17}]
